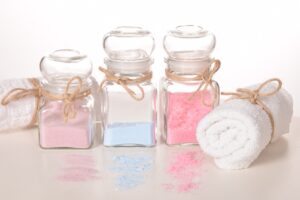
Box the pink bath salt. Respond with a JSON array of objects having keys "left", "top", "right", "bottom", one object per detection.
[
  {"left": 57, "top": 167, "right": 100, "bottom": 182},
  {"left": 167, "top": 151, "right": 202, "bottom": 179},
  {"left": 164, "top": 151, "right": 204, "bottom": 193},
  {"left": 167, "top": 91, "right": 212, "bottom": 144},
  {"left": 177, "top": 182, "right": 199, "bottom": 192},
  {"left": 57, "top": 154, "right": 101, "bottom": 182},
  {"left": 39, "top": 101, "right": 92, "bottom": 148}
]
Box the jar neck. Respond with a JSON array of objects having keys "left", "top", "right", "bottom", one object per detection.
[
  {"left": 166, "top": 57, "right": 213, "bottom": 75},
  {"left": 42, "top": 75, "right": 92, "bottom": 94},
  {"left": 104, "top": 58, "right": 153, "bottom": 75}
]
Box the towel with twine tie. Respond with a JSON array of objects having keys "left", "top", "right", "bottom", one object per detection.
[
  {"left": 0, "top": 78, "right": 42, "bottom": 130},
  {"left": 196, "top": 78, "right": 293, "bottom": 169}
]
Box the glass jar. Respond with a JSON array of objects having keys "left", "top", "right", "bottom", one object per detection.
[
  {"left": 39, "top": 49, "right": 95, "bottom": 149},
  {"left": 160, "top": 25, "right": 220, "bottom": 145},
  {"left": 100, "top": 26, "right": 156, "bottom": 147}
]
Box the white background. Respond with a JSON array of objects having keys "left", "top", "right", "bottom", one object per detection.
[{"left": 0, "top": 0, "right": 299, "bottom": 116}]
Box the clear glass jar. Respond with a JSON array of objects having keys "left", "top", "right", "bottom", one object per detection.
[
  {"left": 39, "top": 49, "right": 95, "bottom": 149},
  {"left": 160, "top": 25, "right": 220, "bottom": 145},
  {"left": 101, "top": 26, "right": 156, "bottom": 147}
]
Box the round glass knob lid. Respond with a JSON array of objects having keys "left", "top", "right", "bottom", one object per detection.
[
  {"left": 40, "top": 49, "right": 92, "bottom": 82},
  {"left": 163, "top": 25, "right": 216, "bottom": 60},
  {"left": 103, "top": 26, "right": 155, "bottom": 61}
]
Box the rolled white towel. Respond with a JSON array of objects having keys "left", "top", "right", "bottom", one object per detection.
[
  {"left": 0, "top": 78, "right": 39, "bottom": 132},
  {"left": 196, "top": 80, "right": 293, "bottom": 169}
]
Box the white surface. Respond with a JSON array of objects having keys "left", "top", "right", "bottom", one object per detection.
[
  {"left": 0, "top": 117, "right": 299, "bottom": 200},
  {"left": 0, "top": 0, "right": 299, "bottom": 116}
]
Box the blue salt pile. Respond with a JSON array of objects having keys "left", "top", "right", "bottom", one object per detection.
[{"left": 109, "top": 154, "right": 153, "bottom": 190}]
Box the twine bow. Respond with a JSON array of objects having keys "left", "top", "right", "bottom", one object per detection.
[
  {"left": 99, "top": 67, "right": 153, "bottom": 101},
  {"left": 42, "top": 76, "right": 91, "bottom": 123},
  {"left": 165, "top": 59, "right": 221, "bottom": 107},
  {"left": 222, "top": 78, "right": 282, "bottom": 141},
  {"left": 1, "top": 78, "right": 42, "bottom": 127}
]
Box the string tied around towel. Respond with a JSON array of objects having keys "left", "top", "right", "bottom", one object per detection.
[
  {"left": 1, "top": 78, "right": 42, "bottom": 127},
  {"left": 98, "top": 67, "right": 153, "bottom": 101},
  {"left": 222, "top": 78, "right": 282, "bottom": 141},
  {"left": 165, "top": 59, "right": 221, "bottom": 107}
]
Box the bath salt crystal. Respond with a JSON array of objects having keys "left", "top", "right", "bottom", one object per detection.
[
  {"left": 58, "top": 167, "right": 100, "bottom": 182},
  {"left": 0, "top": 78, "right": 37, "bottom": 132},
  {"left": 166, "top": 92, "right": 212, "bottom": 144},
  {"left": 57, "top": 154, "right": 101, "bottom": 182},
  {"left": 108, "top": 155, "right": 153, "bottom": 190},
  {"left": 163, "top": 150, "right": 204, "bottom": 193}
]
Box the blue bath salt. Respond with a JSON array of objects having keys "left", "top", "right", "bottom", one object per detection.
[
  {"left": 103, "top": 122, "right": 155, "bottom": 146},
  {"left": 108, "top": 155, "right": 153, "bottom": 190}
]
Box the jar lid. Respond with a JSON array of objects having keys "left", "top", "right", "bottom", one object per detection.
[
  {"left": 40, "top": 49, "right": 92, "bottom": 90},
  {"left": 164, "top": 25, "right": 216, "bottom": 60},
  {"left": 163, "top": 25, "right": 216, "bottom": 73},
  {"left": 103, "top": 26, "right": 155, "bottom": 74}
]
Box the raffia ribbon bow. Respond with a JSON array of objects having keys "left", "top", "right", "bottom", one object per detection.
[
  {"left": 165, "top": 59, "right": 221, "bottom": 107},
  {"left": 1, "top": 78, "right": 42, "bottom": 127},
  {"left": 42, "top": 76, "right": 91, "bottom": 123},
  {"left": 99, "top": 67, "right": 153, "bottom": 101},
  {"left": 222, "top": 78, "right": 282, "bottom": 141}
]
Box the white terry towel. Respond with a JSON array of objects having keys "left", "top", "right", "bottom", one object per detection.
[
  {"left": 196, "top": 81, "right": 293, "bottom": 169},
  {"left": 0, "top": 78, "right": 38, "bottom": 132}
]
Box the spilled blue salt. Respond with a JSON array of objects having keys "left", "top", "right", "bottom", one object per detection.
[
  {"left": 108, "top": 155, "right": 153, "bottom": 190},
  {"left": 103, "top": 122, "right": 155, "bottom": 146}
]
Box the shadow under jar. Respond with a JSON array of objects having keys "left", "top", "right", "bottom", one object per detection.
[
  {"left": 39, "top": 49, "right": 95, "bottom": 149},
  {"left": 160, "top": 25, "right": 220, "bottom": 146},
  {"left": 100, "top": 26, "right": 156, "bottom": 147}
]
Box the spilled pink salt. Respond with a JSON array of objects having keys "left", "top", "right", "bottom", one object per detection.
[
  {"left": 163, "top": 151, "right": 204, "bottom": 192},
  {"left": 167, "top": 91, "right": 212, "bottom": 144},
  {"left": 58, "top": 167, "right": 100, "bottom": 182},
  {"left": 57, "top": 154, "right": 100, "bottom": 182}
]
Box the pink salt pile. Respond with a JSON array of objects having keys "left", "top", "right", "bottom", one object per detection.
[
  {"left": 57, "top": 154, "right": 100, "bottom": 182},
  {"left": 163, "top": 150, "right": 204, "bottom": 192}
]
